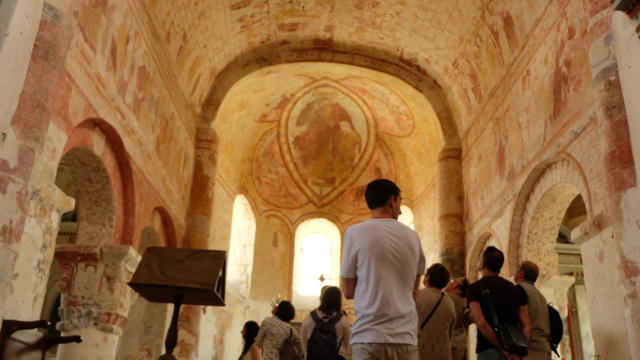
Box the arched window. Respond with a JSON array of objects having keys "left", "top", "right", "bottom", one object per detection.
[
  {"left": 227, "top": 195, "right": 257, "bottom": 298},
  {"left": 398, "top": 205, "right": 415, "bottom": 229},
  {"left": 293, "top": 218, "right": 341, "bottom": 309}
]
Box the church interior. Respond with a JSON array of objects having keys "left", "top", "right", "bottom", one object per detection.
[{"left": 1, "top": 0, "right": 640, "bottom": 359}]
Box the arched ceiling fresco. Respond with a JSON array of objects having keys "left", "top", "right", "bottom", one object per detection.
[
  {"left": 141, "top": 0, "right": 551, "bottom": 134},
  {"left": 214, "top": 62, "right": 442, "bottom": 219}
]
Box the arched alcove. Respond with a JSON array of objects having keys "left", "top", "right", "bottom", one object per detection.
[
  {"left": 227, "top": 194, "right": 257, "bottom": 298},
  {"left": 510, "top": 157, "right": 594, "bottom": 359},
  {"left": 292, "top": 218, "right": 341, "bottom": 310},
  {"left": 509, "top": 157, "right": 592, "bottom": 277},
  {"left": 55, "top": 146, "right": 115, "bottom": 246}
]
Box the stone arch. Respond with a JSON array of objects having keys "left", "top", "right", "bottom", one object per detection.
[
  {"left": 291, "top": 211, "right": 343, "bottom": 232},
  {"left": 55, "top": 146, "right": 115, "bottom": 246},
  {"left": 508, "top": 156, "right": 592, "bottom": 278},
  {"left": 61, "top": 118, "right": 135, "bottom": 245},
  {"left": 152, "top": 206, "right": 178, "bottom": 248},
  {"left": 200, "top": 40, "right": 460, "bottom": 149}
]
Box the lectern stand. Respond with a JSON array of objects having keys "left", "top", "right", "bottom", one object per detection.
[{"left": 128, "top": 247, "right": 226, "bottom": 360}]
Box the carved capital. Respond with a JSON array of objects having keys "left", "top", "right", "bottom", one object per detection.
[
  {"left": 54, "top": 245, "right": 141, "bottom": 333},
  {"left": 57, "top": 306, "right": 128, "bottom": 335}
]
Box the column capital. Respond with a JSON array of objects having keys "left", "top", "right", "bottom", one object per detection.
[{"left": 54, "top": 245, "right": 141, "bottom": 334}]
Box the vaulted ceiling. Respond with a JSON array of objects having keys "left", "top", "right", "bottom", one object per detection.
[
  {"left": 142, "top": 0, "right": 551, "bottom": 136},
  {"left": 213, "top": 62, "right": 442, "bottom": 218}
]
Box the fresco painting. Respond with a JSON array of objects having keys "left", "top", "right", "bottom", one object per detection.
[
  {"left": 333, "top": 140, "right": 396, "bottom": 214},
  {"left": 341, "top": 77, "right": 415, "bottom": 137},
  {"left": 253, "top": 76, "right": 415, "bottom": 210},
  {"left": 253, "top": 129, "right": 308, "bottom": 208}
]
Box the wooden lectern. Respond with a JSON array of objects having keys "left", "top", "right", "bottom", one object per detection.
[{"left": 128, "top": 247, "right": 226, "bottom": 360}]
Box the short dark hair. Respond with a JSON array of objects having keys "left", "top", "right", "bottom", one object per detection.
[
  {"left": 318, "top": 286, "right": 342, "bottom": 314},
  {"left": 427, "top": 263, "right": 451, "bottom": 289},
  {"left": 274, "top": 300, "right": 295, "bottom": 322},
  {"left": 482, "top": 246, "right": 504, "bottom": 273},
  {"left": 519, "top": 261, "right": 539, "bottom": 283},
  {"left": 365, "top": 179, "right": 400, "bottom": 209}
]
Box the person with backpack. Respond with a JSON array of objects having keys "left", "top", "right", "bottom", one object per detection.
[
  {"left": 256, "top": 300, "right": 304, "bottom": 360},
  {"left": 301, "top": 286, "right": 351, "bottom": 359},
  {"left": 467, "top": 246, "right": 531, "bottom": 360},
  {"left": 515, "top": 261, "right": 552, "bottom": 360}
]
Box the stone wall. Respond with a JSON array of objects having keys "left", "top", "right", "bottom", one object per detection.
[{"left": 464, "top": 1, "right": 639, "bottom": 358}]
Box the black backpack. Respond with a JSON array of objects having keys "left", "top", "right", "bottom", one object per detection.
[
  {"left": 306, "top": 311, "right": 343, "bottom": 360},
  {"left": 548, "top": 304, "right": 563, "bottom": 356}
]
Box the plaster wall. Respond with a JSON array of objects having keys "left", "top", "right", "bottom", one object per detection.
[
  {"left": 461, "top": 1, "right": 637, "bottom": 358},
  {"left": 2, "top": 121, "right": 71, "bottom": 320},
  {"left": 612, "top": 15, "right": 640, "bottom": 353},
  {"left": 412, "top": 183, "right": 439, "bottom": 265},
  {"left": 0, "top": 0, "right": 44, "bottom": 128}
]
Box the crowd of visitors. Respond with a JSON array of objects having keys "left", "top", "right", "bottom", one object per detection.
[{"left": 240, "top": 179, "right": 555, "bottom": 360}]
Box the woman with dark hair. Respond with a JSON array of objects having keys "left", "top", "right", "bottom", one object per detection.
[
  {"left": 240, "top": 321, "right": 261, "bottom": 360},
  {"left": 301, "top": 286, "right": 351, "bottom": 359},
  {"left": 255, "top": 300, "right": 304, "bottom": 360}
]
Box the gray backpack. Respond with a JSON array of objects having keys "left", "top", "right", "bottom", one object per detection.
[{"left": 280, "top": 327, "right": 303, "bottom": 360}]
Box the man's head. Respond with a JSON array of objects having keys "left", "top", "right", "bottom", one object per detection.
[
  {"left": 515, "top": 261, "right": 540, "bottom": 284},
  {"left": 425, "top": 263, "right": 451, "bottom": 290},
  {"left": 480, "top": 246, "right": 504, "bottom": 274},
  {"left": 365, "top": 179, "right": 401, "bottom": 219}
]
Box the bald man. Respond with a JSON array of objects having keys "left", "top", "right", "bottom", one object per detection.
[{"left": 515, "top": 261, "right": 551, "bottom": 360}]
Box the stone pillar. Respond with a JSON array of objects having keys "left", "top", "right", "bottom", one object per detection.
[
  {"left": 177, "top": 127, "right": 217, "bottom": 359},
  {"left": 54, "top": 245, "right": 140, "bottom": 360},
  {"left": 183, "top": 126, "right": 218, "bottom": 250},
  {"left": 582, "top": 1, "right": 638, "bottom": 358},
  {"left": 437, "top": 148, "right": 465, "bottom": 276},
  {"left": 0, "top": 1, "right": 73, "bottom": 321}
]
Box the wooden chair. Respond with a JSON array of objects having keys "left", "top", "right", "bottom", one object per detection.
[{"left": 0, "top": 320, "right": 82, "bottom": 360}]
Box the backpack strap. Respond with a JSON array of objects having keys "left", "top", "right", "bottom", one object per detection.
[
  {"left": 310, "top": 310, "right": 321, "bottom": 324},
  {"left": 420, "top": 292, "right": 445, "bottom": 330},
  {"left": 329, "top": 312, "right": 343, "bottom": 325},
  {"left": 310, "top": 310, "right": 343, "bottom": 325}
]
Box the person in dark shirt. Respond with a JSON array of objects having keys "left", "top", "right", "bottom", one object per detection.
[{"left": 467, "top": 246, "right": 531, "bottom": 360}]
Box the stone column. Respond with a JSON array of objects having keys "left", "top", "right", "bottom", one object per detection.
[
  {"left": 437, "top": 148, "right": 465, "bottom": 276},
  {"left": 177, "top": 127, "right": 218, "bottom": 359},
  {"left": 582, "top": 1, "right": 639, "bottom": 358},
  {"left": 0, "top": 1, "right": 73, "bottom": 320},
  {"left": 54, "top": 245, "right": 140, "bottom": 360},
  {"left": 183, "top": 126, "right": 218, "bottom": 249}
]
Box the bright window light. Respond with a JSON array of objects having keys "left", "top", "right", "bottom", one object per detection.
[
  {"left": 398, "top": 205, "right": 415, "bottom": 230},
  {"left": 293, "top": 218, "right": 341, "bottom": 309}
]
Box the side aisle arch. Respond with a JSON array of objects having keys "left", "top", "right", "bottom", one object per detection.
[{"left": 507, "top": 155, "right": 592, "bottom": 279}]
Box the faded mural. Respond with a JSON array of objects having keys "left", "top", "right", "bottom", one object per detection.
[{"left": 254, "top": 76, "right": 413, "bottom": 211}]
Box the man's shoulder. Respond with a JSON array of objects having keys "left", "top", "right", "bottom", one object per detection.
[
  {"left": 347, "top": 219, "right": 415, "bottom": 235},
  {"left": 468, "top": 276, "right": 517, "bottom": 294}
]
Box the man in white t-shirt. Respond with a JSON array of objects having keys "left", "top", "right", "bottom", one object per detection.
[{"left": 340, "top": 179, "right": 426, "bottom": 360}]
